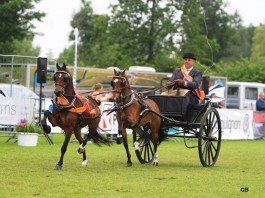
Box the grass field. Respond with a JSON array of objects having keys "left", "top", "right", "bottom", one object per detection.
[{"left": 0, "top": 134, "right": 264, "bottom": 198}]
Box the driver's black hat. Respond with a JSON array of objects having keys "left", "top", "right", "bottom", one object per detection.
[{"left": 182, "top": 53, "right": 196, "bottom": 60}]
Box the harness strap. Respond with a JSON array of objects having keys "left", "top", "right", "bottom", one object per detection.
[
  {"left": 52, "top": 96, "right": 77, "bottom": 109},
  {"left": 117, "top": 91, "right": 135, "bottom": 110}
]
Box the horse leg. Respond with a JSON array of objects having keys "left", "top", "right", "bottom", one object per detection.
[
  {"left": 54, "top": 132, "right": 71, "bottom": 170},
  {"left": 151, "top": 126, "right": 159, "bottom": 166},
  {"left": 41, "top": 110, "right": 52, "bottom": 133},
  {"left": 41, "top": 109, "right": 61, "bottom": 133},
  {"left": 119, "top": 128, "right": 132, "bottom": 167},
  {"left": 74, "top": 129, "right": 88, "bottom": 167},
  {"left": 153, "top": 146, "right": 159, "bottom": 166}
]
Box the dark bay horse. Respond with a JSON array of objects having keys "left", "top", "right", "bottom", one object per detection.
[
  {"left": 111, "top": 69, "right": 165, "bottom": 166},
  {"left": 41, "top": 63, "right": 111, "bottom": 170}
]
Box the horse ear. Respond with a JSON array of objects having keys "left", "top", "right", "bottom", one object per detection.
[
  {"left": 62, "top": 63, "right": 66, "bottom": 70},
  {"left": 121, "top": 69, "right": 126, "bottom": 76},
  {"left": 56, "top": 63, "right": 60, "bottom": 70},
  {"left": 114, "top": 68, "right": 120, "bottom": 76}
]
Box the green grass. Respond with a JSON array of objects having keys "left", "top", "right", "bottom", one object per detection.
[{"left": 0, "top": 134, "right": 264, "bottom": 198}]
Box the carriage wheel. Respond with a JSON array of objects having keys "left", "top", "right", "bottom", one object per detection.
[
  {"left": 133, "top": 126, "right": 155, "bottom": 164},
  {"left": 198, "top": 107, "right": 222, "bottom": 167}
]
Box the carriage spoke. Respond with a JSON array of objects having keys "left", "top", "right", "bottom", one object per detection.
[
  {"left": 143, "top": 141, "right": 149, "bottom": 160},
  {"left": 147, "top": 142, "right": 154, "bottom": 159},
  {"left": 209, "top": 143, "right": 215, "bottom": 162},
  {"left": 207, "top": 143, "right": 213, "bottom": 165}
]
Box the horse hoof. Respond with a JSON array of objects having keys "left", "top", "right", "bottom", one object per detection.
[
  {"left": 116, "top": 137, "right": 123, "bottom": 144},
  {"left": 81, "top": 160, "right": 88, "bottom": 167},
  {"left": 54, "top": 164, "right": 62, "bottom": 170},
  {"left": 42, "top": 125, "right": 51, "bottom": 134},
  {"left": 126, "top": 162, "right": 132, "bottom": 167}
]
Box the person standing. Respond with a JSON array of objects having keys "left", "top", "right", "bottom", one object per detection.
[{"left": 256, "top": 92, "right": 265, "bottom": 111}]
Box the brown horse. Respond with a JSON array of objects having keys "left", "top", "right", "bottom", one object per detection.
[
  {"left": 41, "top": 63, "right": 111, "bottom": 170},
  {"left": 110, "top": 69, "right": 164, "bottom": 166}
]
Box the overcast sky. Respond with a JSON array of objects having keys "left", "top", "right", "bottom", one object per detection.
[{"left": 32, "top": 0, "right": 265, "bottom": 58}]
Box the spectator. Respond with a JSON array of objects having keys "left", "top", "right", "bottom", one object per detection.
[{"left": 256, "top": 92, "right": 265, "bottom": 111}]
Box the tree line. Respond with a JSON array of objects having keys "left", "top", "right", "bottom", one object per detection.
[{"left": 1, "top": 0, "right": 265, "bottom": 83}]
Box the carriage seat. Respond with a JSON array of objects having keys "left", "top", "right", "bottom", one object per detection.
[
  {"left": 147, "top": 95, "right": 206, "bottom": 122},
  {"left": 147, "top": 95, "right": 186, "bottom": 118}
]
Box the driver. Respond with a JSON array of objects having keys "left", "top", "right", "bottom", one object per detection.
[{"left": 166, "top": 52, "right": 205, "bottom": 113}]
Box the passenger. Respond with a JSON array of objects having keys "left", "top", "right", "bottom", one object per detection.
[
  {"left": 166, "top": 52, "right": 205, "bottom": 113},
  {"left": 101, "top": 88, "right": 115, "bottom": 102},
  {"left": 256, "top": 92, "right": 265, "bottom": 111},
  {"left": 89, "top": 83, "right": 104, "bottom": 103},
  {"left": 210, "top": 93, "right": 223, "bottom": 108}
]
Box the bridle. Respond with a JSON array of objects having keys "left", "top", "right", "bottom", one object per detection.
[
  {"left": 111, "top": 76, "right": 129, "bottom": 93},
  {"left": 52, "top": 70, "right": 77, "bottom": 109},
  {"left": 111, "top": 76, "right": 136, "bottom": 110},
  {"left": 53, "top": 70, "right": 72, "bottom": 96}
]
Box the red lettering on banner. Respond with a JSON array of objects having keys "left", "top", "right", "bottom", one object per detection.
[
  {"left": 253, "top": 112, "right": 265, "bottom": 123},
  {"left": 103, "top": 118, "right": 107, "bottom": 128}
]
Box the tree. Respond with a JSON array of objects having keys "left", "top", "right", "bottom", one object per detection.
[
  {"left": 179, "top": 0, "right": 245, "bottom": 65},
  {"left": 0, "top": 0, "right": 45, "bottom": 54},
  {"left": 12, "top": 39, "right": 40, "bottom": 56},
  {"left": 251, "top": 25, "right": 265, "bottom": 59},
  {"left": 63, "top": 0, "right": 256, "bottom": 73},
  {"left": 67, "top": 0, "right": 122, "bottom": 68},
  {"left": 109, "top": 0, "right": 181, "bottom": 70}
]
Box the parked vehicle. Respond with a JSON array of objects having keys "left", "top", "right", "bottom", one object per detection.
[
  {"left": 0, "top": 83, "right": 39, "bottom": 98},
  {"left": 226, "top": 81, "right": 265, "bottom": 110}
]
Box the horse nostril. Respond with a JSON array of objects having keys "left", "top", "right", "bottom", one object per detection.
[{"left": 54, "top": 90, "right": 61, "bottom": 96}]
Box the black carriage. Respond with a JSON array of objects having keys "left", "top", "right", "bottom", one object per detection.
[{"left": 133, "top": 95, "right": 222, "bottom": 167}]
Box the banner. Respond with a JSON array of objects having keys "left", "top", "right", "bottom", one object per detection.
[
  {"left": 217, "top": 109, "right": 254, "bottom": 140},
  {"left": 252, "top": 112, "right": 265, "bottom": 139},
  {"left": 0, "top": 97, "right": 35, "bottom": 125},
  {"left": 99, "top": 102, "right": 118, "bottom": 134}
]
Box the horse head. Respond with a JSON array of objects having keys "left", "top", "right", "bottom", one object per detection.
[
  {"left": 111, "top": 69, "right": 131, "bottom": 99},
  {"left": 53, "top": 63, "right": 73, "bottom": 96}
]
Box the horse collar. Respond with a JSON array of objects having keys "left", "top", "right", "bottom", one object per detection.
[{"left": 52, "top": 96, "right": 77, "bottom": 110}]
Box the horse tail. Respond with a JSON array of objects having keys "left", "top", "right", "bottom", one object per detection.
[
  {"left": 91, "top": 129, "right": 112, "bottom": 146},
  {"left": 157, "top": 126, "right": 167, "bottom": 145}
]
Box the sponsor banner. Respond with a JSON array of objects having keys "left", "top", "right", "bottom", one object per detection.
[
  {"left": 0, "top": 97, "right": 35, "bottom": 125},
  {"left": 217, "top": 109, "right": 254, "bottom": 140},
  {"left": 99, "top": 102, "right": 118, "bottom": 134},
  {"left": 252, "top": 111, "right": 265, "bottom": 139}
]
